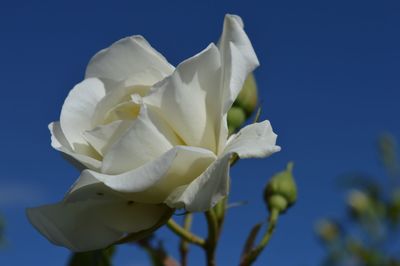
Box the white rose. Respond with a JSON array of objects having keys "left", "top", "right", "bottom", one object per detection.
[{"left": 27, "top": 14, "right": 280, "bottom": 252}]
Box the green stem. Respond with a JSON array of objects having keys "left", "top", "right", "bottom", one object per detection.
[
  {"left": 240, "top": 208, "right": 280, "bottom": 266},
  {"left": 166, "top": 219, "right": 205, "bottom": 247},
  {"left": 179, "top": 213, "right": 193, "bottom": 266},
  {"left": 214, "top": 197, "right": 227, "bottom": 226},
  {"left": 204, "top": 209, "right": 220, "bottom": 266}
]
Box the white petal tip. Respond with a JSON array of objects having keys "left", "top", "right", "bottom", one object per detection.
[
  {"left": 225, "top": 14, "right": 244, "bottom": 28},
  {"left": 273, "top": 145, "right": 282, "bottom": 153}
]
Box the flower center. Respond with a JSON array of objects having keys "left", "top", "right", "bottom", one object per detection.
[{"left": 91, "top": 85, "right": 150, "bottom": 127}]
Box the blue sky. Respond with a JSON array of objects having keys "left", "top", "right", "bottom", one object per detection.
[{"left": 1, "top": 0, "right": 399, "bottom": 265}]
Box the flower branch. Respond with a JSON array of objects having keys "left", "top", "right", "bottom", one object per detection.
[
  {"left": 166, "top": 219, "right": 205, "bottom": 247},
  {"left": 204, "top": 209, "right": 221, "bottom": 266},
  {"left": 240, "top": 209, "right": 280, "bottom": 265},
  {"left": 240, "top": 162, "right": 297, "bottom": 265},
  {"left": 179, "top": 213, "right": 193, "bottom": 266}
]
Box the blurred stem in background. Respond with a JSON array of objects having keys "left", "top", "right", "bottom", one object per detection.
[
  {"left": 0, "top": 215, "right": 5, "bottom": 248},
  {"left": 316, "top": 134, "right": 400, "bottom": 266},
  {"left": 179, "top": 213, "right": 193, "bottom": 266},
  {"left": 67, "top": 236, "right": 180, "bottom": 266},
  {"left": 136, "top": 236, "right": 179, "bottom": 266},
  {"left": 379, "top": 133, "right": 400, "bottom": 181}
]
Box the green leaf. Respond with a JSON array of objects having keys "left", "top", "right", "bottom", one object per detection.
[
  {"left": 240, "top": 222, "right": 263, "bottom": 261},
  {"left": 378, "top": 133, "right": 400, "bottom": 178}
]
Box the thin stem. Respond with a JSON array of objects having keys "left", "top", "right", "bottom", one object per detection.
[
  {"left": 166, "top": 219, "right": 205, "bottom": 247},
  {"left": 253, "top": 106, "right": 262, "bottom": 123},
  {"left": 240, "top": 208, "right": 280, "bottom": 266},
  {"left": 204, "top": 209, "right": 220, "bottom": 266},
  {"left": 179, "top": 213, "right": 193, "bottom": 266},
  {"left": 206, "top": 210, "right": 219, "bottom": 243},
  {"left": 214, "top": 197, "right": 227, "bottom": 226}
]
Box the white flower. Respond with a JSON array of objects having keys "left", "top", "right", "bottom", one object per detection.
[{"left": 27, "top": 14, "right": 280, "bottom": 252}]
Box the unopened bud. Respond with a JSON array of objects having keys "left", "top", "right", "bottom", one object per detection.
[
  {"left": 227, "top": 107, "right": 246, "bottom": 134},
  {"left": 347, "top": 190, "right": 372, "bottom": 218},
  {"left": 315, "top": 219, "right": 341, "bottom": 243},
  {"left": 235, "top": 73, "right": 258, "bottom": 116},
  {"left": 228, "top": 74, "right": 259, "bottom": 133},
  {"left": 347, "top": 189, "right": 387, "bottom": 220},
  {"left": 264, "top": 162, "right": 297, "bottom": 213}
]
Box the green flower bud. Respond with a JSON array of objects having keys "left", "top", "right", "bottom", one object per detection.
[
  {"left": 235, "top": 73, "right": 258, "bottom": 116},
  {"left": 264, "top": 162, "right": 297, "bottom": 213},
  {"left": 227, "top": 73, "right": 259, "bottom": 133},
  {"left": 347, "top": 190, "right": 387, "bottom": 221},
  {"left": 315, "top": 219, "right": 341, "bottom": 243},
  {"left": 347, "top": 190, "right": 370, "bottom": 216},
  {"left": 227, "top": 106, "right": 246, "bottom": 134}
]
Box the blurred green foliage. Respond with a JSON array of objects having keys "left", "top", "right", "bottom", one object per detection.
[
  {"left": 68, "top": 246, "right": 115, "bottom": 266},
  {"left": 316, "top": 134, "right": 400, "bottom": 266},
  {"left": 67, "top": 235, "right": 179, "bottom": 266},
  {"left": 135, "top": 236, "right": 178, "bottom": 266}
]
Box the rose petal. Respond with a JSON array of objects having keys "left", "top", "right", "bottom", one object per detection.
[
  {"left": 223, "top": 120, "right": 281, "bottom": 158},
  {"left": 101, "top": 103, "right": 184, "bottom": 174},
  {"left": 145, "top": 15, "right": 272, "bottom": 212},
  {"left": 91, "top": 84, "right": 148, "bottom": 127},
  {"left": 165, "top": 120, "right": 280, "bottom": 212},
  {"left": 144, "top": 44, "right": 222, "bottom": 152},
  {"left": 49, "top": 122, "right": 101, "bottom": 170},
  {"left": 145, "top": 15, "right": 260, "bottom": 155},
  {"left": 85, "top": 36, "right": 174, "bottom": 83},
  {"left": 26, "top": 200, "right": 170, "bottom": 252},
  {"left": 218, "top": 14, "right": 259, "bottom": 113},
  {"left": 27, "top": 169, "right": 172, "bottom": 252},
  {"left": 60, "top": 78, "right": 106, "bottom": 148},
  {"left": 216, "top": 14, "right": 260, "bottom": 153},
  {"left": 165, "top": 153, "right": 231, "bottom": 212},
  {"left": 83, "top": 120, "right": 131, "bottom": 156},
  {"left": 49, "top": 121, "right": 71, "bottom": 150},
  {"left": 80, "top": 146, "right": 215, "bottom": 204}
]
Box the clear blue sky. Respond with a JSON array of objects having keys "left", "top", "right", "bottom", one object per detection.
[{"left": 1, "top": 0, "right": 399, "bottom": 265}]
